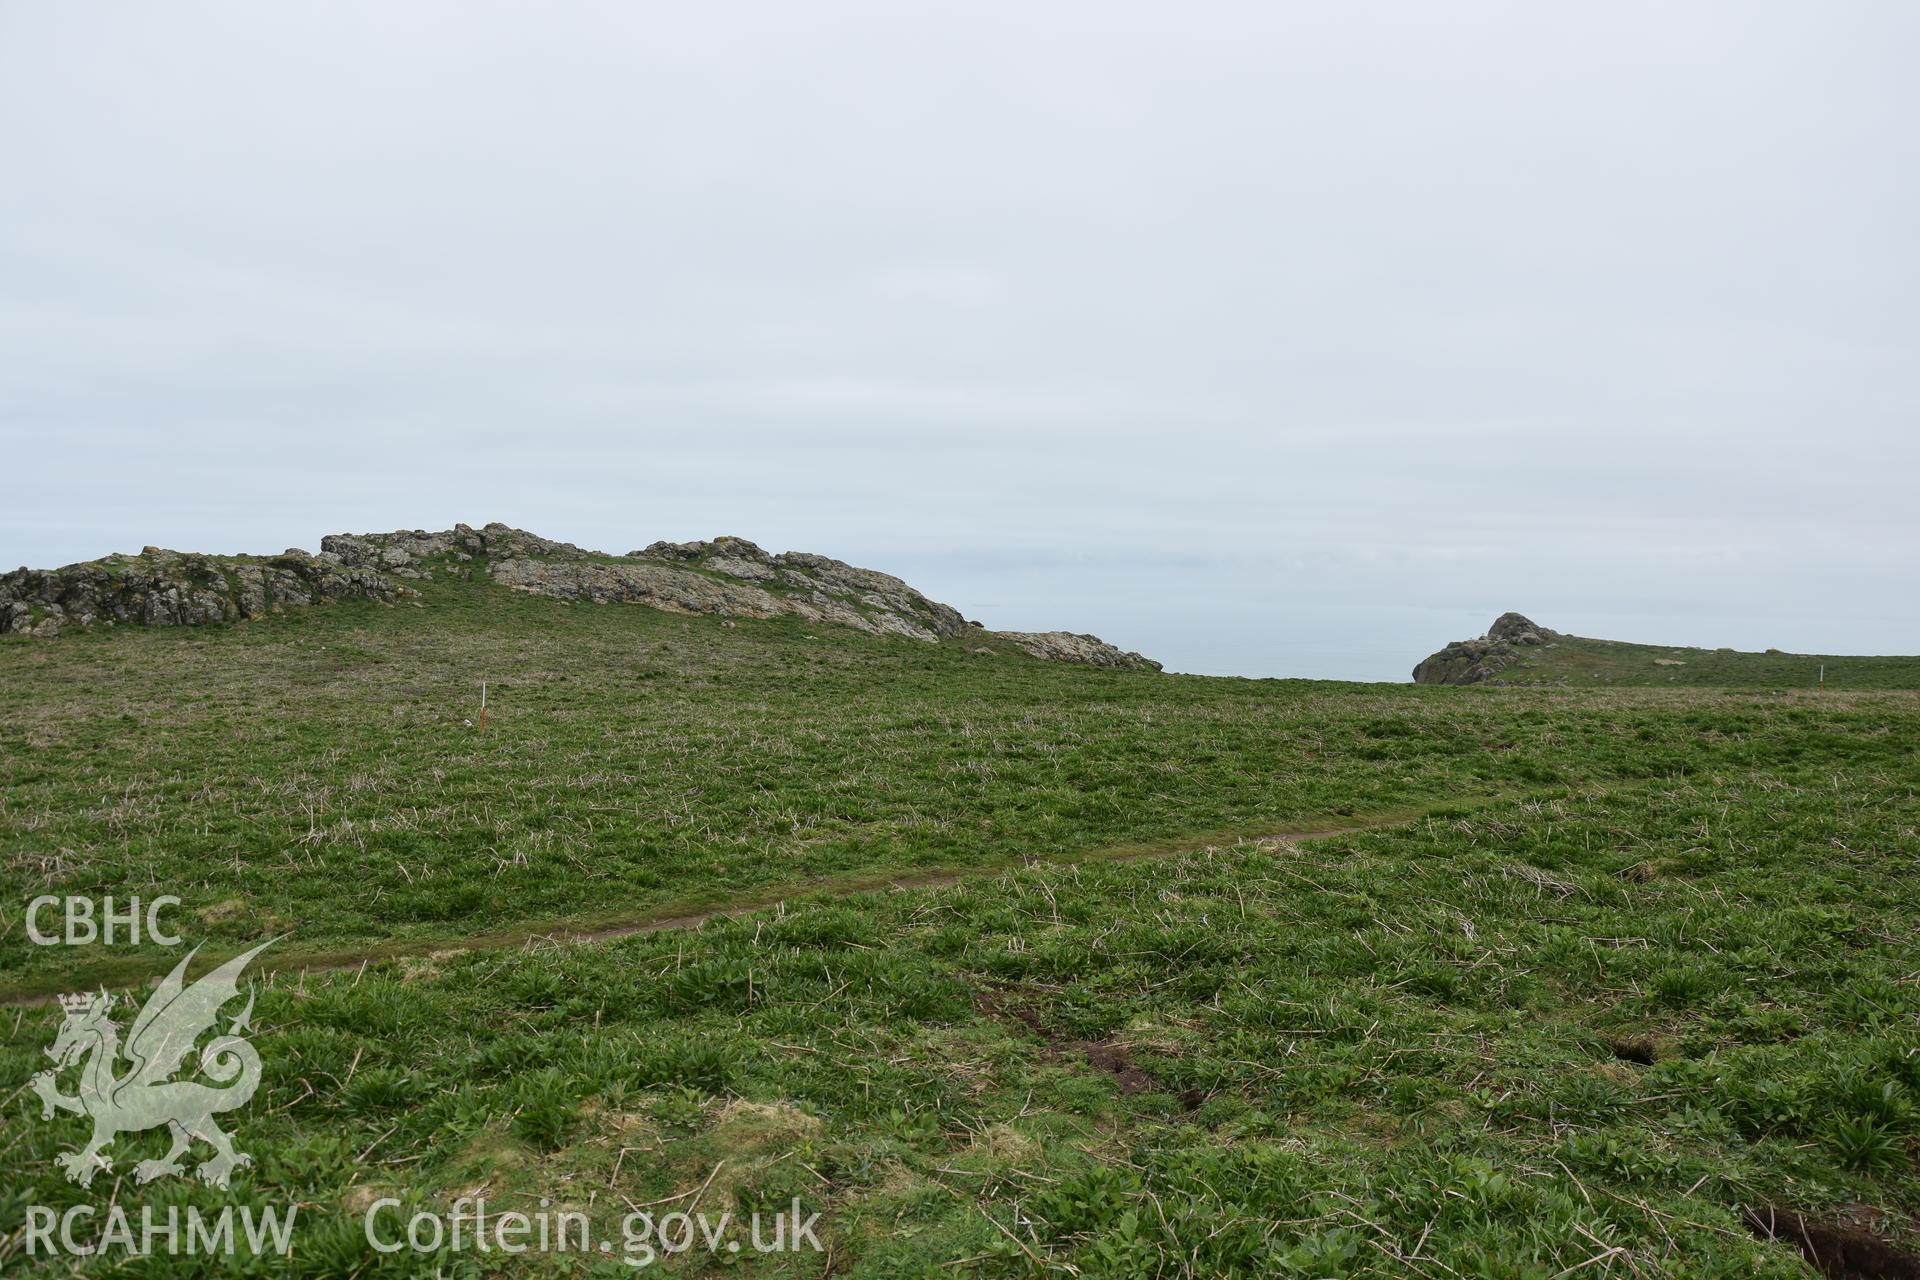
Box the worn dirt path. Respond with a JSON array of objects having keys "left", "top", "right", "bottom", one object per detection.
[{"left": 1, "top": 818, "right": 1404, "bottom": 1006}]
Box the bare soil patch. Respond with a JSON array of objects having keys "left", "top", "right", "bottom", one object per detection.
[
  {"left": 1744, "top": 1205, "right": 1920, "bottom": 1280},
  {"left": 975, "top": 989, "right": 1160, "bottom": 1096}
]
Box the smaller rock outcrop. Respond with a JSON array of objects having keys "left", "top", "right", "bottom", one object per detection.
[{"left": 1412, "top": 612, "right": 1555, "bottom": 685}]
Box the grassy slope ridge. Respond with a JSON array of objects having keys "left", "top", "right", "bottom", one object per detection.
[
  {"left": 1490, "top": 631, "right": 1920, "bottom": 689},
  {"left": 2, "top": 580, "right": 1918, "bottom": 1276}
]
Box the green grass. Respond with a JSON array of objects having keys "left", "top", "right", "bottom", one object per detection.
[
  {"left": 1488, "top": 632, "right": 1920, "bottom": 689},
  {"left": 3, "top": 576, "right": 1912, "bottom": 992},
  {"left": 2, "top": 580, "right": 1917, "bottom": 1275},
  {"left": 3, "top": 771, "right": 1915, "bottom": 1276}
]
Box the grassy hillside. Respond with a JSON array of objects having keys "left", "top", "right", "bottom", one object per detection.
[
  {"left": 3, "top": 580, "right": 1917, "bottom": 1276},
  {"left": 1490, "top": 634, "right": 1920, "bottom": 690}
]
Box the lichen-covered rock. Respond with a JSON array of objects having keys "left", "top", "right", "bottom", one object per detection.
[
  {"left": 997, "top": 631, "right": 1162, "bottom": 670},
  {"left": 1412, "top": 612, "right": 1556, "bottom": 685},
  {"left": 0, "top": 548, "right": 412, "bottom": 637},
  {"left": 767, "top": 551, "right": 966, "bottom": 638},
  {"left": 493, "top": 556, "right": 790, "bottom": 617},
  {"left": 501, "top": 537, "right": 967, "bottom": 642},
  {"left": 319, "top": 521, "right": 573, "bottom": 572},
  {"left": 1487, "top": 611, "right": 1549, "bottom": 646},
  {"left": 1411, "top": 638, "right": 1516, "bottom": 686}
]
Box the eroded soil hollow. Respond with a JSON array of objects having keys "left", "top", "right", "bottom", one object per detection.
[{"left": 1744, "top": 1205, "right": 1920, "bottom": 1280}]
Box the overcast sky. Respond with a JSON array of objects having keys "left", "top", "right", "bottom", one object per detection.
[{"left": 2, "top": 2, "right": 1914, "bottom": 679}]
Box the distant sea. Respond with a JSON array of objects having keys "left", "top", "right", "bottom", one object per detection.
[{"left": 912, "top": 559, "right": 1917, "bottom": 684}]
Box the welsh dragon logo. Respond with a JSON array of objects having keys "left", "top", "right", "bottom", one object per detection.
[{"left": 30, "top": 941, "right": 273, "bottom": 1190}]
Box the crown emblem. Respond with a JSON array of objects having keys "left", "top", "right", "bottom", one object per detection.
[{"left": 57, "top": 991, "right": 106, "bottom": 1015}]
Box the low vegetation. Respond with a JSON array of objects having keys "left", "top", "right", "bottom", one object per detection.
[
  {"left": 2, "top": 576, "right": 1916, "bottom": 1276},
  {"left": 1492, "top": 633, "right": 1920, "bottom": 690}
]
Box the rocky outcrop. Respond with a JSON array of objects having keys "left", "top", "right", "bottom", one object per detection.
[
  {"left": 0, "top": 548, "right": 411, "bottom": 638},
  {"left": 429, "top": 532, "right": 967, "bottom": 642},
  {"left": 5, "top": 522, "right": 1155, "bottom": 669},
  {"left": 609, "top": 536, "right": 970, "bottom": 641},
  {"left": 998, "top": 631, "right": 1162, "bottom": 671},
  {"left": 320, "top": 522, "right": 587, "bottom": 574},
  {"left": 1486, "top": 611, "right": 1549, "bottom": 646},
  {"left": 1412, "top": 612, "right": 1555, "bottom": 685}
]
